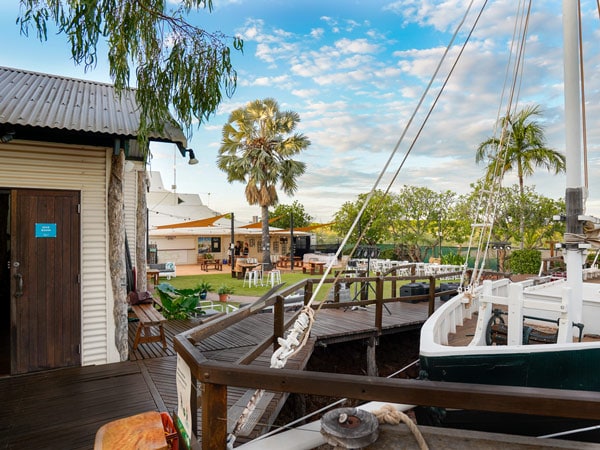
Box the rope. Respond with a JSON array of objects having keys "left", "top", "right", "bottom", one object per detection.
[
  {"left": 270, "top": 306, "right": 315, "bottom": 368},
  {"left": 372, "top": 404, "right": 429, "bottom": 450}
]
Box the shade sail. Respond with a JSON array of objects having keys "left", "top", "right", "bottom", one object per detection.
[
  {"left": 239, "top": 216, "right": 282, "bottom": 229},
  {"left": 156, "top": 213, "right": 228, "bottom": 229},
  {"left": 273, "top": 222, "right": 335, "bottom": 233}
]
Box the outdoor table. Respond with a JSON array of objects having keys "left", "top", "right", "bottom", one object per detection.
[
  {"left": 304, "top": 261, "right": 326, "bottom": 275},
  {"left": 201, "top": 259, "right": 223, "bottom": 271},
  {"left": 235, "top": 262, "right": 259, "bottom": 279},
  {"left": 278, "top": 256, "right": 302, "bottom": 268}
]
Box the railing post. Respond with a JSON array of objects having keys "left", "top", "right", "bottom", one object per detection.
[
  {"left": 201, "top": 382, "right": 227, "bottom": 450},
  {"left": 304, "top": 280, "right": 313, "bottom": 304},
  {"left": 333, "top": 281, "right": 340, "bottom": 303},
  {"left": 274, "top": 295, "right": 284, "bottom": 351},
  {"left": 375, "top": 277, "right": 383, "bottom": 331},
  {"left": 391, "top": 268, "right": 397, "bottom": 297},
  {"left": 428, "top": 275, "right": 436, "bottom": 316}
]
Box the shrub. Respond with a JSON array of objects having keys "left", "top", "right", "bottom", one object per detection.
[
  {"left": 441, "top": 252, "right": 465, "bottom": 265},
  {"left": 508, "top": 249, "right": 541, "bottom": 274},
  {"left": 155, "top": 282, "right": 203, "bottom": 319}
]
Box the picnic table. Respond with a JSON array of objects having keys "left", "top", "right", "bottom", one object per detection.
[
  {"left": 201, "top": 259, "right": 223, "bottom": 271},
  {"left": 303, "top": 260, "right": 326, "bottom": 275},
  {"left": 278, "top": 255, "right": 302, "bottom": 268}
]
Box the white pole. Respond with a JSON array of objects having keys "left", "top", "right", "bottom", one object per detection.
[{"left": 563, "top": 0, "right": 583, "bottom": 328}]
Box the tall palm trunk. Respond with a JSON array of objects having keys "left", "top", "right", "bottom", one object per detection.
[{"left": 261, "top": 204, "right": 273, "bottom": 270}]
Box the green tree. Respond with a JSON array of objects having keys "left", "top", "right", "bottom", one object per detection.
[
  {"left": 18, "top": 1, "right": 242, "bottom": 360},
  {"left": 331, "top": 190, "right": 396, "bottom": 247},
  {"left": 270, "top": 201, "right": 313, "bottom": 229},
  {"left": 476, "top": 105, "right": 565, "bottom": 248},
  {"left": 493, "top": 185, "right": 564, "bottom": 250},
  {"left": 390, "top": 186, "right": 457, "bottom": 261},
  {"left": 217, "top": 98, "right": 310, "bottom": 269},
  {"left": 17, "top": 0, "right": 242, "bottom": 143}
]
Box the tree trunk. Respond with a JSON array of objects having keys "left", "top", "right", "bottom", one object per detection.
[
  {"left": 108, "top": 150, "right": 128, "bottom": 361},
  {"left": 136, "top": 170, "right": 148, "bottom": 292},
  {"left": 261, "top": 204, "right": 273, "bottom": 270}
]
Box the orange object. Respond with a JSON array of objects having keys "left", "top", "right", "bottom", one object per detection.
[{"left": 94, "top": 411, "right": 178, "bottom": 450}]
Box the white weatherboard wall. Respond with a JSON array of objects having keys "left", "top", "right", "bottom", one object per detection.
[
  {"left": 0, "top": 140, "right": 118, "bottom": 366},
  {"left": 123, "top": 166, "right": 140, "bottom": 266}
]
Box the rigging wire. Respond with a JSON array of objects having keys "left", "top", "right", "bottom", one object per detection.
[
  {"left": 269, "top": 0, "right": 486, "bottom": 372},
  {"left": 465, "top": 0, "right": 532, "bottom": 289}
]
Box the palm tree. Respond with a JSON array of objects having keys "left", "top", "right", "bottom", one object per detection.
[
  {"left": 476, "top": 105, "right": 565, "bottom": 248},
  {"left": 217, "top": 98, "right": 310, "bottom": 269}
]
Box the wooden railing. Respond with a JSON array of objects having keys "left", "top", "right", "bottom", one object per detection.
[{"left": 172, "top": 267, "right": 600, "bottom": 449}]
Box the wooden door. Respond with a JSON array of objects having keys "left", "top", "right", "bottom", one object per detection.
[{"left": 10, "top": 189, "right": 81, "bottom": 374}]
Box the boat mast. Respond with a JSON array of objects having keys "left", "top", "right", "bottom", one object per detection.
[{"left": 563, "top": 0, "right": 584, "bottom": 328}]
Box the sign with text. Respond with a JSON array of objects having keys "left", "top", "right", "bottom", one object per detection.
[{"left": 35, "top": 223, "right": 57, "bottom": 238}]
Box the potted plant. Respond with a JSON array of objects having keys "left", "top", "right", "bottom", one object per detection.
[
  {"left": 217, "top": 284, "right": 234, "bottom": 302},
  {"left": 197, "top": 280, "right": 213, "bottom": 300}
]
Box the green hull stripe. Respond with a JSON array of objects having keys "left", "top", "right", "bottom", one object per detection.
[{"left": 420, "top": 347, "right": 600, "bottom": 391}]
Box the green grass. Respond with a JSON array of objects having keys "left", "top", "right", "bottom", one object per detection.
[
  {"left": 157, "top": 271, "right": 459, "bottom": 305},
  {"left": 158, "top": 271, "right": 325, "bottom": 298}
]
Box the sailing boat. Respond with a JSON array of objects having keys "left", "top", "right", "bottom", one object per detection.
[{"left": 418, "top": 0, "right": 600, "bottom": 438}]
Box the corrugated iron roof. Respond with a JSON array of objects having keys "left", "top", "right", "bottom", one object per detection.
[{"left": 0, "top": 66, "right": 186, "bottom": 146}]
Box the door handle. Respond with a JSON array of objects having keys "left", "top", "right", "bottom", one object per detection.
[{"left": 14, "top": 273, "right": 23, "bottom": 298}]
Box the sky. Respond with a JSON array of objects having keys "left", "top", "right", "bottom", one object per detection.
[{"left": 1, "top": 1, "right": 600, "bottom": 224}]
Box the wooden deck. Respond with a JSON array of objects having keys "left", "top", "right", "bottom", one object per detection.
[{"left": 0, "top": 299, "right": 434, "bottom": 448}]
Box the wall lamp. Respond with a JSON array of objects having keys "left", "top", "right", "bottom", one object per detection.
[
  {"left": 1, "top": 131, "right": 15, "bottom": 143},
  {"left": 178, "top": 146, "right": 199, "bottom": 165}
]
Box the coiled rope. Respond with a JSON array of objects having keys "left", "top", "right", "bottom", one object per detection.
[{"left": 372, "top": 404, "right": 429, "bottom": 450}]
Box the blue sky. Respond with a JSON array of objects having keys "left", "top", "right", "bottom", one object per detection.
[{"left": 1, "top": 1, "right": 600, "bottom": 223}]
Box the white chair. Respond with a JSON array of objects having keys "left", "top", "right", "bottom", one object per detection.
[
  {"left": 251, "top": 266, "right": 263, "bottom": 286},
  {"left": 265, "top": 269, "right": 282, "bottom": 287},
  {"left": 243, "top": 269, "right": 256, "bottom": 287}
]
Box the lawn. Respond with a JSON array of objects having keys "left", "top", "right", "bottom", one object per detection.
[
  {"left": 156, "top": 271, "right": 454, "bottom": 305},
  {"left": 157, "top": 271, "right": 330, "bottom": 299}
]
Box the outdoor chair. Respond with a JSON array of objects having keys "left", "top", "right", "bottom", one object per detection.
[{"left": 264, "top": 269, "right": 281, "bottom": 287}]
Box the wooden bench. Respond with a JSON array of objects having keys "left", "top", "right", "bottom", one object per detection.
[{"left": 131, "top": 300, "right": 167, "bottom": 351}]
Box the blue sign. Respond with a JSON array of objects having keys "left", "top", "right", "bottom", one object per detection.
[{"left": 35, "top": 223, "right": 57, "bottom": 238}]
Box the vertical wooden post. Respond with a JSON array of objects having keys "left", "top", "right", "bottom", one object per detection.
[
  {"left": 273, "top": 295, "right": 284, "bottom": 351},
  {"left": 304, "top": 280, "right": 313, "bottom": 304},
  {"left": 201, "top": 382, "right": 227, "bottom": 450},
  {"left": 375, "top": 277, "right": 383, "bottom": 331},
  {"left": 366, "top": 336, "right": 378, "bottom": 377},
  {"left": 428, "top": 276, "right": 436, "bottom": 316}
]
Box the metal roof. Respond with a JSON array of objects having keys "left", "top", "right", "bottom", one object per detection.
[{"left": 0, "top": 66, "right": 186, "bottom": 146}]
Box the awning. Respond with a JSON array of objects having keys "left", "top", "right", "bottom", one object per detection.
[{"left": 156, "top": 213, "right": 228, "bottom": 229}]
